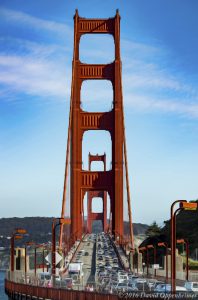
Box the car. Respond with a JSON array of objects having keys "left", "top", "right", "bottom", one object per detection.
[
  {"left": 98, "top": 267, "right": 105, "bottom": 272},
  {"left": 76, "top": 253, "right": 82, "bottom": 257},
  {"left": 152, "top": 281, "right": 165, "bottom": 289},
  {"left": 61, "top": 278, "right": 73, "bottom": 289},
  {"left": 112, "top": 266, "right": 120, "bottom": 271},
  {"left": 135, "top": 278, "right": 147, "bottom": 284},
  {"left": 113, "top": 282, "right": 128, "bottom": 292},
  {"left": 98, "top": 271, "right": 107, "bottom": 277},
  {"left": 185, "top": 281, "right": 198, "bottom": 292},
  {"left": 147, "top": 279, "right": 157, "bottom": 290},
  {"left": 154, "top": 284, "right": 171, "bottom": 292},
  {"left": 127, "top": 283, "right": 138, "bottom": 291},
  {"left": 101, "top": 277, "right": 110, "bottom": 285},
  {"left": 38, "top": 272, "right": 51, "bottom": 285},
  {"left": 117, "top": 275, "right": 128, "bottom": 283},
  {"left": 112, "top": 264, "right": 119, "bottom": 268}
]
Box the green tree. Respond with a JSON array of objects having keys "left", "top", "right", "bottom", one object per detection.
[{"left": 146, "top": 221, "right": 161, "bottom": 237}]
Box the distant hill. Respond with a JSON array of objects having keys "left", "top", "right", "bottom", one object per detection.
[
  {"left": 0, "top": 217, "right": 148, "bottom": 248},
  {"left": 0, "top": 217, "right": 54, "bottom": 247},
  {"left": 133, "top": 223, "right": 149, "bottom": 235}
]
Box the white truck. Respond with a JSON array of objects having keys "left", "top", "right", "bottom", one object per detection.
[{"left": 68, "top": 262, "right": 84, "bottom": 278}]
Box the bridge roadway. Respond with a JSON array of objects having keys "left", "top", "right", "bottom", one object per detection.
[
  {"left": 71, "top": 233, "right": 96, "bottom": 286},
  {"left": 69, "top": 233, "right": 128, "bottom": 288}
]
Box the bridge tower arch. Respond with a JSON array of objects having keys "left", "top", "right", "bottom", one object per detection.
[{"left": 86, "top": 153, "right": 108, "bottom": 233}]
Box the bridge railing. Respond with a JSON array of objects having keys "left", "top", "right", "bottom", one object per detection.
[{"left": 5, "top": 279, "right": 119, "bottom": 300}]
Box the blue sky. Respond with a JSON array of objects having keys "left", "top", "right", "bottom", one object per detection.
[{"left": 0, "top": 0, "right": 198, "bottom": 225}]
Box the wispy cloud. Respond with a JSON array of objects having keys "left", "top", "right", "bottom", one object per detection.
[
  {"left": 0, "top": 8, "right": 72, "bottom": 37},
  {"left": 0, "top": 8, "right": 73, "bottom": 100},
  {"left": 0, "top": 7, "right": 198, "bottom": 119},
  {"left": 0, "top": 54, "right": 70, "bottom": 99},
  {"left": 0, "top": 37, "right": 70, "bottom": 58},
  {"left": 122, "top": 39, "right": 162, "bottom": 57},
  {"left": 124, "top": 94, "right": 198, "bottom": 118}
]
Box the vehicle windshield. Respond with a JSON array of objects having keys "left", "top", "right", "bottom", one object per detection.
[{"left": 41, "top": 275, "right": 51, "bottom": 280}]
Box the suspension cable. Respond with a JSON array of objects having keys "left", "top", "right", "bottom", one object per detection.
[
  {"left": 59, "top": 13, "right": 78, "bottom": 247},
  {"left": 120, "top": 62, "right": 135, "bottom": 251}
]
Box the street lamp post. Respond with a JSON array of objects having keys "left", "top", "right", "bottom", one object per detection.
[
  {"left": 147, "top": 245, "right": 157, "bottom": 277},
  {"left": 42, "top": 246, "right": 45, "bottom": 272},
  {"left": 171, "top": 200, "right": 197, "bottom": 293},
  {"left": 172, "top": 207, "right": 180, "bottom": 292},
  {"left": 52, "top": 218, "right": 70, "bottom": 278},
  {"left": 25, "top": 241, "right": 35, "bottom": 277},
  {"left": 34, "top": 246, "right": 37, "bottom": 276},
  {"left": 134, "top": 249, "right": 138, "bottom": 274},
  {"left": 146, "top": 247, "right": 149, "bottom": 276},
  {"left": 158, "top": 242, "right": 168, "bottom": 280},
  {"left": 177, "top": 239, "right": 189, "bottom": 281},
  {"left": 139, "top": 247, "right": 146, "bottom": 274},
  {"left": 171, "top": 200, "right": 187, "bottom": 293},
  {"left": 10, "top": 228, "right": 27, "bottom": 272},
  {"left": 36, "top": 244, "right": 47, "bottom": 274},
  {"left": 25, "top": 244, "right": 26, "bottom": 274}
]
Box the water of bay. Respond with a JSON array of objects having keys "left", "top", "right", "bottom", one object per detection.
[{"left": 0, "top": 271, "right": 7, "bottom": 300}]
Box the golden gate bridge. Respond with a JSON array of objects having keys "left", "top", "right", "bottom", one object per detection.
[{"left": 5, "top": 10, "right": 198, "bottom": 300}]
